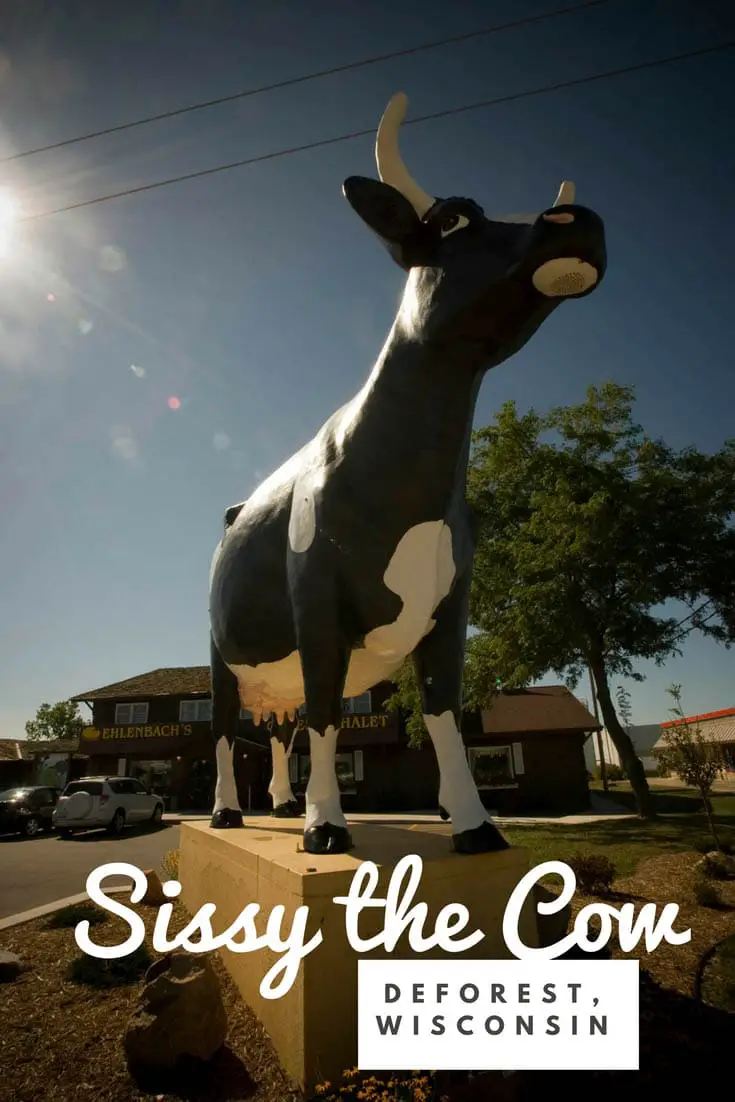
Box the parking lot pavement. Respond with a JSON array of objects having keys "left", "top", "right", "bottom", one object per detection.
[{"left": 0, "top": 822, "right": 180, "bottom": 919}]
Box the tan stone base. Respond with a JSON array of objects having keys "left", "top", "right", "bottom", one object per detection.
[{"left": 179, "top": 819, "right": 538, "bottom": 1093}]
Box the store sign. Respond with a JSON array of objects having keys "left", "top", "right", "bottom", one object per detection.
[
  {"left": 82, "top": 724, "right": 193, "bottom": 741},
  {"left": 295, "top": 714, "right": 390, "bottom": 731}
]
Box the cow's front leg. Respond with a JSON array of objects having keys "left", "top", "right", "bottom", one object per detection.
[
  {"left": 210, "top": 636, "right": 244, "bottom": 828},
  {"left": 413, "top": 579, "right": 509, "bottom": 854},
  {"left": 269, "top": 716, "right": 300, "bottom": 817}
]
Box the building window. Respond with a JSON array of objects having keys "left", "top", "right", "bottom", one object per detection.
[
  {"left": 114, "top": 702, "right": 149, "bottom": 725},
  {"left": 179, "top": 698, "right": 213, "bottom": 722},
  {"left": 294, "top": 751, "right": 360, "bottom": 793},
  {"left": 342, "top": 692, "right": 372, "bottom": 715},
  {"left": 468, "top": 746, "right": 516, "bottom": 789}
]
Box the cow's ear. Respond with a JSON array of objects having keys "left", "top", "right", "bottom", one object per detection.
[{"left": 343, "top": 176, "right": 421, "bottom": 247}]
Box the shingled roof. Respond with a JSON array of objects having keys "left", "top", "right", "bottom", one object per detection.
[
  {"left": 72, "top": 667, "right": 211, "bottom": 701},
  {"left": 481, "top": 686, "right": 600, "bottom": 734}
]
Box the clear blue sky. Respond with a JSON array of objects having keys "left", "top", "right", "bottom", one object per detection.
[{"left": 0, "top": 0, "right": 733, "bottom": 735}]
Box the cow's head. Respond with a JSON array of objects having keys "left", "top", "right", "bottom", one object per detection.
[{"left": 343, "top": 93, "right": 606, "bottom": 364}]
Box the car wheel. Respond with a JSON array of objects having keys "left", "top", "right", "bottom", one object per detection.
[
  {"left": 23, "top": 816, "right": 43, "bottom": 838},
  {"left": 149, "top": 803, "right": 163, "bottom": 827},
  {"left": 107, "top": 809, "right": 126, "bottom": 836}
]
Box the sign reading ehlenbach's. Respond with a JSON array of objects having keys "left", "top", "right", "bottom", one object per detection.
[{"left": 81, "top": 724, "right": 193, "bottom": 741}]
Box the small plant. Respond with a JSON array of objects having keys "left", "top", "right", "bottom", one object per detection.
[
  {"left": 693, "top": 875, "right": 724, "bottom": 910},
  {"left": 567, "top": 852, "right": 616, "bottom": 895},
  {"left": 45, "top": 902, "right": 109, "bottom": 929},
  {"left": 311, "top": 1068, "right": 437, "bottom": 1100},
  {"left": 657, "top": 684, "right": 725, "bottom": 851},
  {"left": 160, "top": 847, "right": 179, "bottom": 881},
  {"left": 67, "top": 944, "right": 153, "bottom": 988}
]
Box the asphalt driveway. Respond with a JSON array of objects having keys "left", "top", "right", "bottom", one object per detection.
[{"left": 0, "top": 821, "right": 180, "bottom": 919}]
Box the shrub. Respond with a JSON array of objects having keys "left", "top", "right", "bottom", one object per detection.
[
  {"left": 67, "top": 944, "right": 153, "bottom": 988},
  {"left": 160, "top": 848, "right": 179, "bottom": 882},
  {"left": 311, "top": 1068, "right": 437, "bottom": 1100},
  {"left": 567, "top": 852, "right": 616, "bottom": 895},
  {"left": 693, "top": 876, "right": 724, "bottom": 909},
  {"left": 45, "top": 902, "right": 109, "bottom": 929}
]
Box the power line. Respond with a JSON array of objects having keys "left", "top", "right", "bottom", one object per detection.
[
  {"left": 2, "top": 0, "right": 614, "bottom": 164},
  {"left": 19, "top": 39, "right": 734, "bottom": 224}
]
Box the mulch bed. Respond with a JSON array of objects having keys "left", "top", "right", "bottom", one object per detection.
[{"left": 0, "top": 850, "right": 733, "bottom": 1102}]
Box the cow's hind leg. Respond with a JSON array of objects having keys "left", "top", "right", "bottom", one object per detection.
[
  {"left": 269, "top": 715, "right": 300, "bottom": 817},
  {"left": 295, "top": 626, "right": 351, "bottom": 854},
  {"left": 210, "top": 635, "right": 244, "bottom": 828},
  {"left": 413, "top": 577, "right": 509, "bottom": 854}
]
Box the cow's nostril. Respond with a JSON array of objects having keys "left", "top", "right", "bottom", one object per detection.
[{"left": 542, "top": 212, "right": 575, "bottom": 224}]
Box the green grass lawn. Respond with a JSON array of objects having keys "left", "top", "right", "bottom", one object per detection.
[{"left": 502, "top": 783, "right": 735, "bottom": 878}]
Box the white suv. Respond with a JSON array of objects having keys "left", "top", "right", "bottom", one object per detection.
[{"left": 53, "top": 776, "right": 164, "bottom": 837}]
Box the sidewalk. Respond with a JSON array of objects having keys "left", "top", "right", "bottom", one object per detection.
[{"left": 164, "top": 794, "right": 635, "bottom": 829}]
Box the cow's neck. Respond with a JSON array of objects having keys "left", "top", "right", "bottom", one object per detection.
[{"left": 349, "top": 314, "right": 487, "bottom": 520}]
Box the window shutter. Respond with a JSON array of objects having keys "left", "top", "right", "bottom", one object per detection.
[
  {"left": 512, "top": 742, "right": 525, "bottom": 774},
  {"left": 288, "top": 755, "right": 299, "bottom": 784},
  {"left": 354, "top": 750, "right": 364, "bottom": 782}
]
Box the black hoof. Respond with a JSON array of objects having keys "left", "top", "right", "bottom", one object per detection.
[
  {"left": 272, "top": 800, "right": 301, "bottom": 818},
  {"left": 210, "top": 808, "right": 243, "bottom": 829},
  {"left": 304, "top": 823, "right": 354, "bottom": 855},
  {"left": 438, "top": 805, "right": 450, "bottom": 821},
  {"left": 452, "top": 820, "right": 510, "bottom": 854}
]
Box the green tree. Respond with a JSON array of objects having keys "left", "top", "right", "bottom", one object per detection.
[
  {"left": 25, "top": 700, "right": 86, "bottom": 743},
  {"left": 656, "top": 684, "right": 724, "bottom": 849},
  {"left": 465, "top": 382, "right": 735, "bottom": 820},
  {"left": 384, "top": 644, "right": 503, "bottom": 748}
]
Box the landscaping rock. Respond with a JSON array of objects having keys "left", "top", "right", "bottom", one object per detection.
[
  {"left": 141, "top": 868, "right": 167, "bottom": 906},
  {"left": 0, "top": 950, "right": 26, "bottom": 983},
  {"left": 123, "top": 952, "right": 227, "bottom": 1081},
  {"left": 533, "top": 883, "right": 571, "bottom": 948},
  {"left": 695, "top": 851, "right": 735, "bottom": 880}
]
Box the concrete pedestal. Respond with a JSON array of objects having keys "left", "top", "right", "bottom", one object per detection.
[{"left": 179, "top": 819, "right": 538, "bottom": 1093}]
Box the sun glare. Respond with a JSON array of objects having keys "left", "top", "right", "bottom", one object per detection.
[{"left": 0, "top": 190, "right": 20, "bottom": 258}]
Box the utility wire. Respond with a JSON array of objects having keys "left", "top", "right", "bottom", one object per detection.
[
  {"left": 2, "top": 0, "right": 614, "bottom": 163},
  {"left": 19, "top": 39, "right": 734, "bottom": 224}
]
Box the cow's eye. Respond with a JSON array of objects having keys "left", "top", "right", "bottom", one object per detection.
[{"left": 440, "top": 213, "right": 469, "bottom": 238}]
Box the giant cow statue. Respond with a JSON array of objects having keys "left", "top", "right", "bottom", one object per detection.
[{"left": 208, "top": 92, "right": 606, "bottom": 856}]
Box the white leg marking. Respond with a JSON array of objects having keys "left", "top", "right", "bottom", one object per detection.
[
  {"left": 424, "top": 711, "right": 490, "bottom": 835},
  {"left": 304, "top": 726, "right": 346, "bottom": 832},
  {"left": 269, "top": 734, "right": 296, "bottom": 807},
  {"left": 214, "top": 735, "right": 240, "bottom": 812}
]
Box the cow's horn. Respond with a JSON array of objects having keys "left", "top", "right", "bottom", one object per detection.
[
  {"left": 375, "top": 92, "right": 435, "bottom": 219},
  {"left": 553, "top": 181, "right": 576, "bottom": 206}
]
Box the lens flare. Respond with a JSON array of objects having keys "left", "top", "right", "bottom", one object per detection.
[
  {"left": 0, "top": 190, "right": 18, "bottom": 258},
  {"left": 167, "top": 396, "right": 181, "bottom": 410}
]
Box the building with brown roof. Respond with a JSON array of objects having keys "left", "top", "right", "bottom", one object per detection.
[{"left": 69, "top": 667, "right": 599, "bottom": 815}]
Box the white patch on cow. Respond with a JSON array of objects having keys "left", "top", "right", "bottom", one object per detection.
[
  {"left": 304, "top": 725, "right": 346, "bottom": 832},
  {"left": 269, "top": 734, "right": 296, "bottom": 807},
  {"left": 214, "top": 735, "right": 240, "bottom": 812},
  {"left": 424, "top": 711, "right": 490, "bottom": 835},
  {"left": 227, "top": 520, "right": 456, "bottom": 717},
  {"left": 288, "top": 466, "right": 326, "bottom": 554}
]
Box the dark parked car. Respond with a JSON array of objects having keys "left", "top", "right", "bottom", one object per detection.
[{"left": 0, "top": 786, "right": 60, "bottom": 837}]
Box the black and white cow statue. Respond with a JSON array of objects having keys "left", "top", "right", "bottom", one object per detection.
[{"left": 208, "top": 92, "right": 606, "bottom": 856}]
